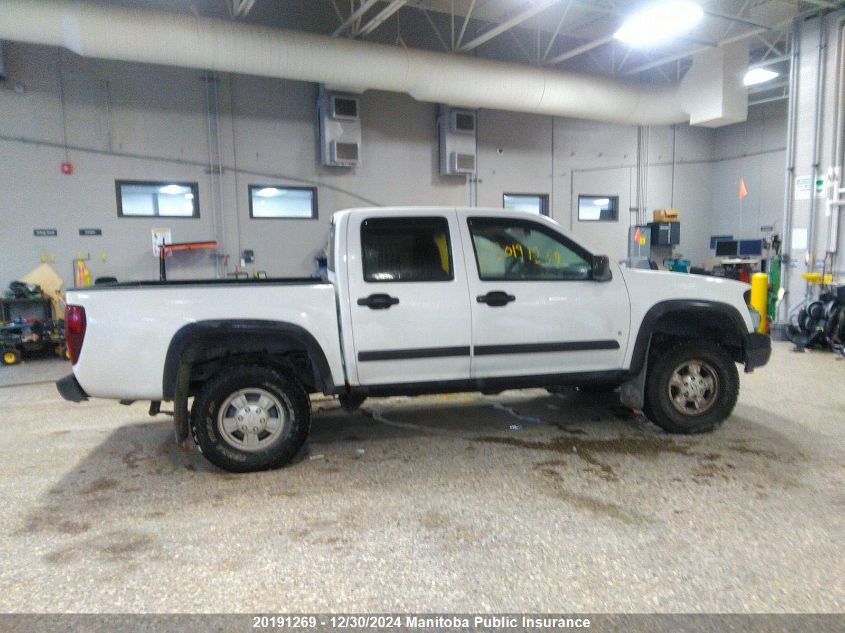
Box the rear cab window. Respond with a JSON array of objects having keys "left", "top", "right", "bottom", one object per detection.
[
  {"left": 467, "top": 217, "right": 592, "bottom": 281},
  {"left": 361, "top": 217, "right": 453, "bottom": 282}
]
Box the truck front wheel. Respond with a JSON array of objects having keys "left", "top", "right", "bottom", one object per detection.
[
  {"left": 191, "top": 365, "right": 311, "bottom": 473},
  {"left": 644, "top": 340, "right": 738, "bottom": 434}
]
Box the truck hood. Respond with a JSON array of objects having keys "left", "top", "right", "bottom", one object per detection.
[{"left": 618, "top": 267, "right": 754, "bottom": 332}]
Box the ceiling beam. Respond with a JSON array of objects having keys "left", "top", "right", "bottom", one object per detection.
[
  {"left": 749, "top": 80, "right": 789, "bottom": 94},
  {"left": 624, "top": 18, "right": 791, "bottom": 76},
  {"left": 799, "top": 0, "right": 839, "bottom": 8},
  {"left": 230, "top": 0, "right": 256, "bottom": 18},
  {"left": 541, "top": 0, "right": 575, "bottom": 63},
  {"left": 357, "top": 0, "right": 409, "bottom": 36},
  {"left": 703, "top": 10, "right": 772, "bottom": 30},
  {"left": 421, "top": 8, "right": 450, "bottom": 52},
  {"left": 458, "top": 0, "right": 559, "bottom": 52},
  {"left": 749, "top": 94, "right": 788, "bottom": 105},
  {"left": 332, "top": 0, "right": 381, "bottom": 37},
  {"left": 455, "top": 0, "right": 476, "bottom": 49},
  {"left": 752, "top": 53, "right": 790, "bottom": 67},
  {"left": 545, "top": 35, "right": 613, "bottom": 65},
  {"left": 721, "top": 0, "right": 752, "bottom": 39}
]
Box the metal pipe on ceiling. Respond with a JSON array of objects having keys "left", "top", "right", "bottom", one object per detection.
[{"left": 0, "top": 0, "right": 732, "bottom": 127}]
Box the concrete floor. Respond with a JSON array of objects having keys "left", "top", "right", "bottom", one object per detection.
[{"left": 0, "top": 342, "right": 843, "bottom": 613}]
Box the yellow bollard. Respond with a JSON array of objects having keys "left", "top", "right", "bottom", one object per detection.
[{"left": 750, "top": 272, "right": 768, "bottom": 333}]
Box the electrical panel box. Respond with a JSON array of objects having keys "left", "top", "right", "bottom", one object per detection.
[
  {"left": 648, "top": 221, "right": 681, "bottom": 246},
  {"left": 319, "top": 88, "right": 361, "bottom": 168},
  {"left": 438, "top": 105, "right": 476, "bottom": 176},
  {"left": 628, "top": 225, "right": 651, "bottom": 259}
]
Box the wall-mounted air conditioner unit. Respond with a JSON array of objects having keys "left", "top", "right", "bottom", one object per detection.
[
  {"left": 439, "top": 105, "right": 476, "bottom": 176},
  {"left": 330, "top": 140, "right": 360, "bottom": 166},
  {"left": 449, "top": 110, "right": 476, "bottom": 134},
  {"left": 319, "top": 87, "right": 361, "bottom": 168},
  {"left": 330, "top": 95, "right": 359, "bottom": 120},
  {"left": 450, "top": 152, "right": 475, "bottom": 174}
]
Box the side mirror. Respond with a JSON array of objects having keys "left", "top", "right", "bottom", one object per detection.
[{"left": 592, "top": 255, "right": 612, "bottom": 282}]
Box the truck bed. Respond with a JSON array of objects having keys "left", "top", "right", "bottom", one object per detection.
[
  {"left": 77, "top": 277, "right": 328, "bottom": 290},
  {"left": 67, "top": 279, "right": 343, "bottom": 401}
]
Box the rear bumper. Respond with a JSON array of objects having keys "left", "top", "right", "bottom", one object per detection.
[
  {"left": 56, "top": 374, "right": 89, "bottom": 402},
  {"left": 745, "top": 333, "right": 772, "bottom": 371}
]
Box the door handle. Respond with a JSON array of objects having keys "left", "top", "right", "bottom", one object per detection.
[
  {"left": 477, "top": 291, "right": 516, "bottom": 307},
  {"left": 357, "top": 293, "right": 400, "bottom": 310}
]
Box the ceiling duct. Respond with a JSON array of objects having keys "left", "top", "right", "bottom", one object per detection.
[{"left": 0, "top": 0, "right": 747, "bottom": 127}]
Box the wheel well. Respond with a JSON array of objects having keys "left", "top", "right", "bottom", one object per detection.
[
  {"left": 647, "top": 310, "right": 745, "bottom": 364},
  {"left": 188, "top": 351, "right": 314, "bottom": 395},
  {"left": 163, "top": 320, "right": 335, "bottom": 399}
]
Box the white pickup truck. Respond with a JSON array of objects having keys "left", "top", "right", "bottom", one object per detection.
[{"left": 58, "top": 207, "right": 771, "bottom": 472}]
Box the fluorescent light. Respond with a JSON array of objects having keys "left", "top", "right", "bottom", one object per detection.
[
  {"left": 614, "top": 0, "right": 703, "bottom": 48},
  {"left": 255, "top": 187, "right": 280, "bottom": 197},
  {"left": 743, "top": 67, "right": 779, "bottom": 86},
  {"left": 159, "top": 184, "right": 188, "bottom": 195},
  {"left": 593, "top": 198, "right": 610, "bottom": 206}
]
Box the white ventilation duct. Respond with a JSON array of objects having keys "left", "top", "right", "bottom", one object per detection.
[{"left": 0, "top": 0, "right": 745, "bottom": 127}]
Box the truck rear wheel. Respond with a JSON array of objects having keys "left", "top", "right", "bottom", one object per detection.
[
  {"left": 191, "top": 365, "right": 311, "bottom": 473},
  {"left": 644, "top": 340, "right": 738, "bottom": 434}
]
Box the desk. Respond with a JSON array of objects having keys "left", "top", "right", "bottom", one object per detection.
[
  {"left": 719, "top": 258, "right": 761, "bottom": 282},
  {"left": 720, "top": 257, "right": 761, "bottom": 266}
]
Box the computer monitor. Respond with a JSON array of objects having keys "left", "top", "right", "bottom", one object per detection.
[
  {"left": 710, "top": 235, "right": 733, "bottom": 249},
  {"left": 715, "top": 240, "right": 738, "bottom": 257},
  {"left": 739, "top": 239, "right": 763, "bottom": 256}
]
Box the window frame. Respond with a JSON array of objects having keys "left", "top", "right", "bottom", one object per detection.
[
  {"left": 248, "top": 184, "right": 318, "bottom": 220},
  {"left": 502, "top": 192, "right": 550, "bottom": 216},
  {"left": 467, "top": 216, "right": 595, "bottom": 283},
  {"left": 115, "top": 180, "right": 200, "bottom": 219},
  {"left": 577, "top": 194, "right": 619, "bottom": 222},
  {"left": 360, "top": 216, "right": 455, "bottom": 284}
]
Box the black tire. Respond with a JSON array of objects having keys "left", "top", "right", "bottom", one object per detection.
[
  {"left": 190, "top": 365, "right": 311, "bottom": 473},
  {"left": 2, "top": 349, "right": 22, "bottom": 366},
  {"left": 644, "top": 340, "right": 738, "bottom": 434}
]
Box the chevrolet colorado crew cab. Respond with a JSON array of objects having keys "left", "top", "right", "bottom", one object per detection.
[{"left": 57, "top": 207, "right": 771, "bottom": 473}]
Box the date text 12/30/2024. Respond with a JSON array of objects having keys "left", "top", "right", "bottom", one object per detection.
[{"left": 252, "top": 615, "right": 592, "bottom": 629}]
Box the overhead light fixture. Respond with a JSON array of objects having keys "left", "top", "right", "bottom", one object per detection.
[
  {"left": 613, "top": 0, "right": 704, "bottom": 48},
  {"left": 159, "top": 184, "right": 187, "bottom": 195},
  {"left": 255, "top": 187, "right": 280, "bottom": 197},
  {"left": 593, "top": 198, "right": 610, "bottom": 206},
  {"left": 743, "top": 67, "right": 779, "bottom": 86}
]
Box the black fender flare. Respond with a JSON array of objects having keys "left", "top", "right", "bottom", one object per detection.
[
  {"left": 628, "top": 299, "right": 749, "bottom": 375},
  {"left": 162, "top": 319, "right": 336, "bottom": 399}
]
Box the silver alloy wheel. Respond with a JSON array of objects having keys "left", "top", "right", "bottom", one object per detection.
[
  {"left": 667, "top": 359, "right": 719, "bottom": 416},
  {"left": 217, "top": 388, "right": 287, "bottom": 452}
]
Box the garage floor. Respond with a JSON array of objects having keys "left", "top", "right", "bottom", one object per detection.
[{"left": 0, "top": 342, "right": 843, "bottom": 612}]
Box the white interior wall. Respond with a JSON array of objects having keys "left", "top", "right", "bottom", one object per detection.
[
  {"left": 0, "top": 42, "right": 787, "bottom": 291},
  {"left": 710, "top": 100, "right": 788, "bottom": 258}
]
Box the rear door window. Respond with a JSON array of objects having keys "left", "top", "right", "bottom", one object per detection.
[{"left": 361, "top": 217, "right": 453, "bottom": 282}]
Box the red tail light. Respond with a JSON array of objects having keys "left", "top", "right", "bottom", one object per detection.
[{"left": 65, "top": 305, "right": 86, "bottom": 365}]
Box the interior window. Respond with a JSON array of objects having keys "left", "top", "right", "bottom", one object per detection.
[
  {"left": 116, "top": 181, "right": 199, "bottom": 218},
  {"left": 468, "top": 217, "right": 591, "bottom": 281},
  {"left": 249, "top": 185, "right": 317, "bottom": 219},
  {"left": 361, "top": 217, "right": 453, "bottom": 282},
  {"left": 503, "top": 193, "right": 549, "bottom": 216},
  {"left": 578, "top": 195, "right": 618, "bottom": 221}
]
